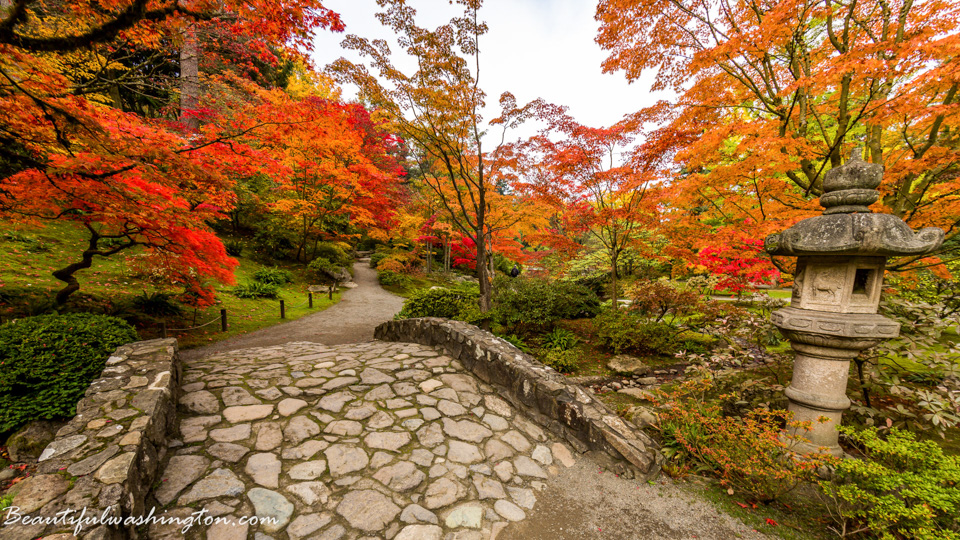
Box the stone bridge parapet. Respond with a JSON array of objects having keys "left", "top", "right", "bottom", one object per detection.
[{"left": 4, "top": 339, "right": 181, "bottom": 540}]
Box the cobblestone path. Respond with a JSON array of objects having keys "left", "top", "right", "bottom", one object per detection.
[{"left": 150, "top": 340, "right": 580, "bottom": 540}]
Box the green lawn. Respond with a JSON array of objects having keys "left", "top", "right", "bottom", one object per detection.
[
  {"left": 0, "top": 222, "right": 340, "bottom": 349},
  {"left": 379, "top": 271, "right": 458, "bottom": 298}
]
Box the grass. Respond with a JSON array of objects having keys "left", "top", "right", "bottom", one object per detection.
[
  {"left": 378, "top": 270, "right": 459, "bottom": 298},
  {"left": 0, "top": 222, "right": 341, "bottom": 349}
]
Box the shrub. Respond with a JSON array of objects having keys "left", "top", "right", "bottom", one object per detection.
[
  {"left": 378, "top": 270, "right": 411, "bottom": 288},
  {"left": 315, "top": 242, "right": 352, "bottom": 267},
  {"left": 497, "top": 333, "right": 531, "bottom": 353},
  {"left": 595, "top": 310, "right": 670, "bottom": 354},
  {"left": 224, "top": 240, "right": 244, "bottom": 257},
  {"left": 0, "top": 313, "right": 138, "bottom": 433},
  {"left": 131, "top": 291, "right": 183, "bottom": 317},
  {"left": 252, "top": 228, "right": 294, "bottom": 260},
  {"left": 541, "top": 327, "right": 580, "bottom": 351},
  {"left": 817, "top": 427, "right": 960, "bottom": 540},
  {"left": 398, "top": 285, "right": 481, "bottom": 323},
  {"left": 232, "top": 281, "right": 279, "bottom": 299},
  {"left": 655, "top": 379, "right": 829, "bottom": 502},
  {"left": 494, "top": 278, "right": 599, "bottom": 333},
  {"left": 541, "top": 348, "right": 581, "bottom": 373},
  {"left": 253, "top": 266, "right": 293, "bottom": 285},
  {"left": 369, "top": 252, "right": 388, "bottom": 268},
  {"left": 594, "top": 308, "right": 717, "bottom": 356},
  {"left": 627, "top": 279, "right": 702, "bottom": 324},
  {"left": 378, "top": 258, "right": 407, "bottom": 274}
]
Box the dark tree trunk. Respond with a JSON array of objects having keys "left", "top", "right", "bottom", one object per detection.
[
  {"left": 179, "top": 25, "right": 200, "bottom": 130},
  {"left": 52, "top": 226, "right": 136, "bottom": 305}
]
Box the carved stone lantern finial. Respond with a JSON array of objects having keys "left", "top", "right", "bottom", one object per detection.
[{"left": 764, "top": 148, "right": 944, "bottom": 456}]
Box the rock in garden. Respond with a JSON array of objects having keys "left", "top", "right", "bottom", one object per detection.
[
  {"left": 618, "top": 387, "right": 654, "bottom": 400},
  {"left": 606, "top": 355, "right": 651, "bottom": 376},
  {"left": 7, "top": 420, "right": 60, "bottom": 462}
]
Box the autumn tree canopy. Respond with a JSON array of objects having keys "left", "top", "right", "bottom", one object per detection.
[
  {"left": 597, "top": 0, "right": 960, "bottom": 270},
  {"left": 332, "top": 0, "right": 540, "bottom": 315},
  {"left": 0, "top": 0, "right": 407, "bottom": 304}
]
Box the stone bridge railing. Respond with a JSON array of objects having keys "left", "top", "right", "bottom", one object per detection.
[
  {"left": 3, "top": 339, "right": 181, "bottom": 540},
  {"left": 375, "top": 318, "right": 662, "bottom": 480}
]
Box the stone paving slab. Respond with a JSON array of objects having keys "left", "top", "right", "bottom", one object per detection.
[{"left": 150, "top": 341, "right": 581, "bottom": 539}]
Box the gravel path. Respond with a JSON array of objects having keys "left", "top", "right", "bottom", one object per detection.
[{"left": 182, "top": 262, "right": 404, "bottom": 362}]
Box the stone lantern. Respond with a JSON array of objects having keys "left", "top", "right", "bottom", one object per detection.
[{"left": 764, "top": 149, "right": 944, "bottom": 456}]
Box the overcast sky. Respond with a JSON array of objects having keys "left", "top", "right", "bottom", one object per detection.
[{"left": 310, "top": 0, "right": 666, "bottom": 142}]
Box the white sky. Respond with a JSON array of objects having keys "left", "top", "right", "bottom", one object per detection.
[{"left": 310, "top": 0, "right": 666, "bottom": 143}]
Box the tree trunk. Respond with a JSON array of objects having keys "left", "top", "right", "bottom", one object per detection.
[
  {"left": 425, "top": 240, "right": 432, "bottom": 273},
  {"left": 179, "top": 25, "right": 200, "bottom": 130},
  {"left": 53, "top": 228, "right": 135, "bottom": 304},
  {"left": 444, "top": 239, "right": 451, "bottom": 272},
  {"left": 610, "top": 251, "right": 619, "bottom": 311}
]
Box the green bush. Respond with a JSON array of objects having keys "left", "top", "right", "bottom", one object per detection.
[
  {"left": 315, "top": 242, "right": 352, "bottom": 267},
  {"left": 818, "top": 427, "right": 960, "bottom": 540},
  {"left": 224, "top": 240, "right": 243, "bottom": 257},
  {"left": 0, "top": 313, "right": 138, "bottom": 433},
  {"left": 541, "top": 327, "right": 580, "bottom": 351},
  {"left": 252, "top": 228, "right": 294, "bottom": 260},
  {"left": 541, "top": 348, "right": 581, "bottom": 373},
  {"left": 369, "top": 252, "right": 388, "bottom": 269},
  {"left": 253, "top": 266, "right": 293, "bottom": 285},
  {"left": 131, "top": 291, "right": 183, "bottom": 317},
  {"left": 398, "top": 285, "right": 481, "bottom": 323},
  {"left": 497, "top": 333, "right": 531, "bottom": 353},
  {"left": 378, "top": 270, "right": 411, "bottom": 288},
  {"left": 595, "top": 310, "right": 681, "bottom": 355},
  {"left": 233, "top": 281, "right": 279, "bottom": 299},
  {"left": 494, "top": 277, "right": 599, "bottom": 333}
]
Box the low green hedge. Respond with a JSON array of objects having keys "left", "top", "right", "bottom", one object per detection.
[
  {"left": 0, "top": 313, "right": 138, "bottom": 433},
  {"left": 397, "top": 285, "right": 482, "bottom": 324}
]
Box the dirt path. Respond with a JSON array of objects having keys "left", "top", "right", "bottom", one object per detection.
[
  {"left": 181, "top": 261, "right": 404, "bottom": 361},
  {"left": 498, "top": 458, "right": 768, "bottom": 540}
]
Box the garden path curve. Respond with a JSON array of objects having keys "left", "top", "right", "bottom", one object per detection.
[
  {"left": 161, "top": 263, "right": 767, "bottom": 539},
  {"left": 181, "top": 262, "right": 404, "bottom": 362}
]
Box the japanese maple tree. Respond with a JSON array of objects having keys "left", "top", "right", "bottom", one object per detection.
[
  {"left": 597, "top": 0, "right": 960, "bottom": 269},
  {"left": 332, "top": 0, "right": 539, "bottom": 315},
  {"left": 519, "top": 109, "right": 659, "bottom": 308},
  {"left": 0, "top": 0, "right": 346, "bottom": 303}
]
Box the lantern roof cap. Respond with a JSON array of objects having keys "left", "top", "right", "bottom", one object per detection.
[{"left": 765, "top": 148, "right": 944, "bottom": 257}]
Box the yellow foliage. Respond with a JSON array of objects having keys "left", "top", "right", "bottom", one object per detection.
[{"left": 286, "top": 61, "right": 342, "bottom": 100}]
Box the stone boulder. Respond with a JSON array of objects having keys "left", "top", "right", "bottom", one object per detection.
[
  {"left": 606, "top": 355, "right": 650, "bottom": 376},
  {"left": 627, "top": 406, "right": 659, "bottom": 428},
  {"left": 6, "top": 420, "right": 61, "bottom": 462}
]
